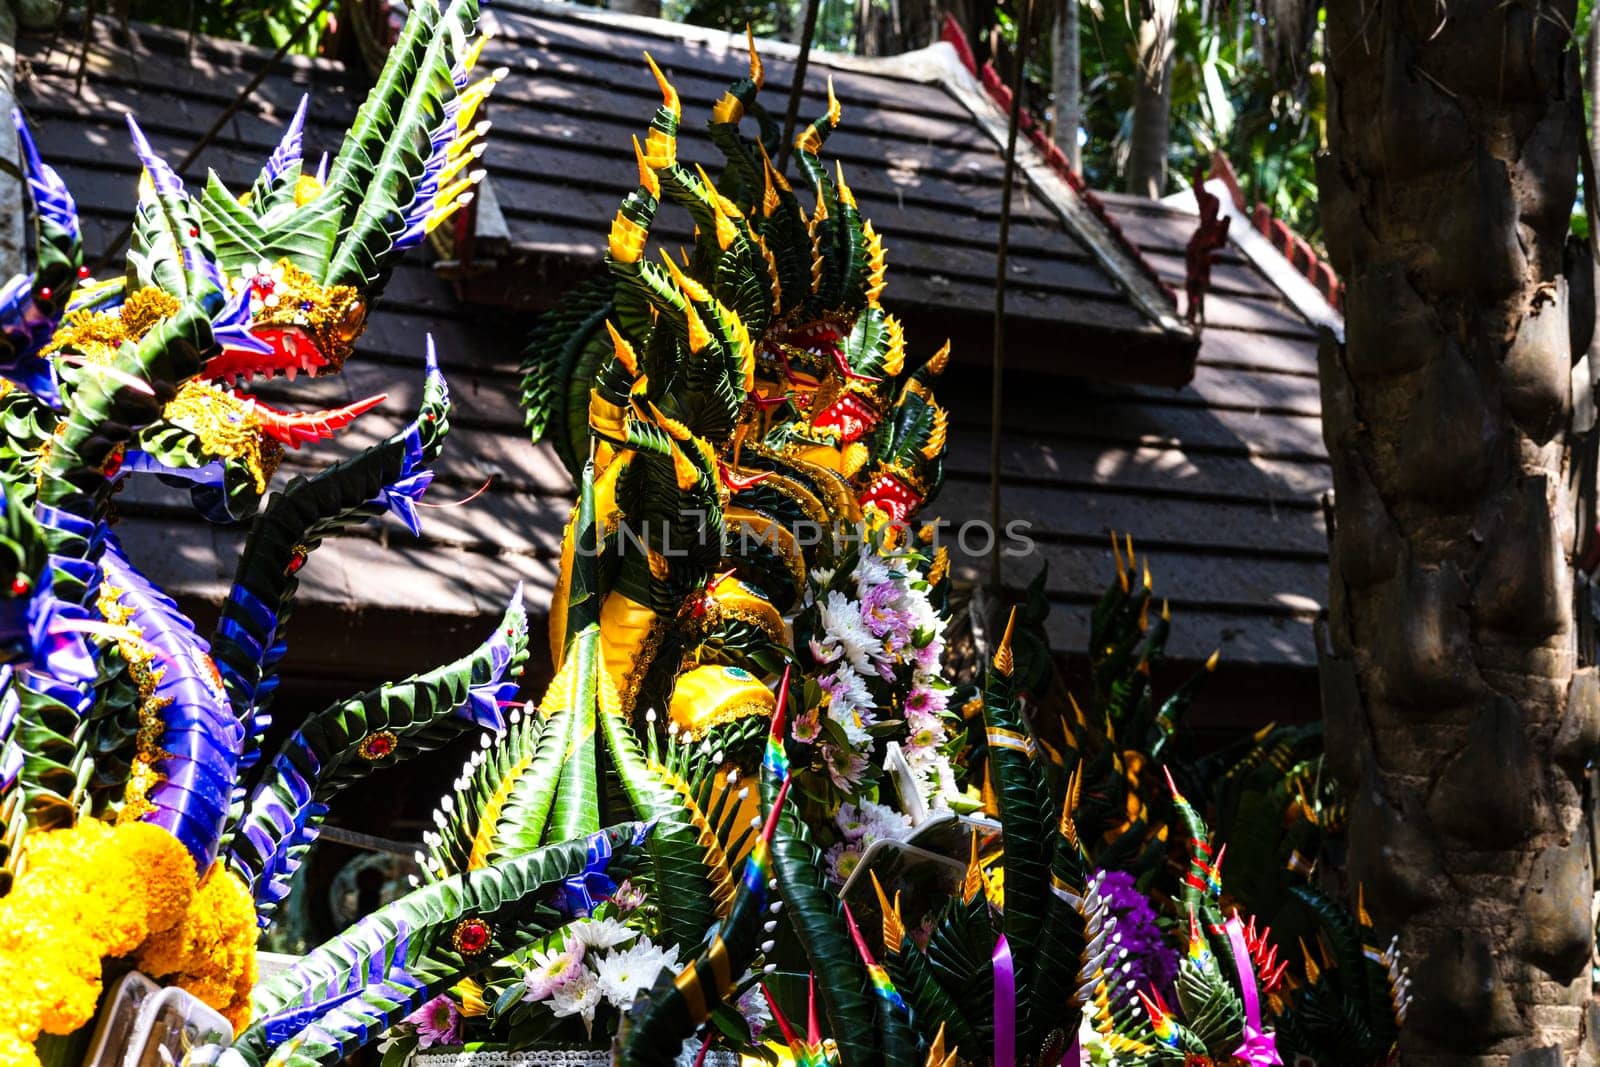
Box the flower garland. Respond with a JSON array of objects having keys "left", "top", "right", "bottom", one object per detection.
[
  {"left": 798, "top": 545, "right": 960, "bottom": 813},
  {"left": 0, "top": 820, "right": 257, "bottom": 1067},
  {"left": 790, "top": 543, "right": 964, "bottom": 892}
]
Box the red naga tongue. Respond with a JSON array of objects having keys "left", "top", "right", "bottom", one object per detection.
[
  {"left": 250, "top": 393, "right": 388, "bottom": 448},
  {"left": 859, "top": 472, "right": 920, "bottom": 521},
  {"left": 813, "top": 394, "right": 879, "bottom": 443},
  {"left": 718, "top": 460, "right": 770, "bottom": 492}
]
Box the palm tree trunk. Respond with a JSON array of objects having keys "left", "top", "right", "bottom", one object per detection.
[
  {"left": 1125, "top": 1, "right": 1175, "bottom": 197},
  {"left": 1318, "top": 2, "right": 1593, "bottom": 1060},
  {"left": 1051, "top": 0, "right": 1081, "bottom": 172}
]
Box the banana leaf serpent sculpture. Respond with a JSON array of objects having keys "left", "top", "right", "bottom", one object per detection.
[
  {"left": 0, "top": 6, "right": 1407, "bottom": 1066},
  {"left": 0, "top": 1, "right": 597, "bottom": 1062}
]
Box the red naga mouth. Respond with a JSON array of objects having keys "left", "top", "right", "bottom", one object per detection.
[
  {"left": 859, "top": 471, "right": 921, "bottom": 521},
  {"left": 201, "top": 328, "right": 386, "bottom": 449},
  {"left": 813, "top": 393, "right": 880, "bottom": 443}
]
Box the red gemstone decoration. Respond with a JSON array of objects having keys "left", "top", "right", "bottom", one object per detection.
[
  {"left": 357, "top": 730, "right": 397, "bottom": 760},
  {"left": 451, "top": 918, "right": 492, "bottom": 955},
  {"left": 9, "top": 576, "right": 29, "bottom": 596},
  {"left": 188, "top": 227, "right": 199, "bottom": 238},
  {"left": 77, "top": 266, "right": 90, "bottom": 278},
  {"left": 285, "top": 550, "right": 308, "bottom": 575},
  {"left": 38, "top": 287, "right": 51, "bottom": 302}
]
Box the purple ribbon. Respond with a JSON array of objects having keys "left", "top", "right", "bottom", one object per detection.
[
  {"left": 1225, "top": 916, "right": 1282, "bottom": 1067},
  {"left": 992, "top": 934, "right": 1015, "bottom": 1067}
]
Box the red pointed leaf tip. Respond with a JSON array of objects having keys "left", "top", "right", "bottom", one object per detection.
[
  {"left": 806, "top": 973, "right": 821, "bottom": 1046},
  {"left": 1136, "top": 989, "right": 1164, "bottom": 1025},
  {"left": 761, "top": 776, "right": 791, "bottom": 843},
  {"left": 762, "top": 983, "right": 800, "bottom": 1047},
  {"left": 1213, "top": 843, "right": 1227, "bottom": 876},
  {"left": 770, "top": 665, "right": 792, "bottom": 741},
  {"left": 1162, "top": 764, "right": 1184, "bottom": 803},
  {"left": 842, "top": 903, "right": 873, "bottom": 963}
]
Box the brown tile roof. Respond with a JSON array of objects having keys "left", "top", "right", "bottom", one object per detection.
[
  {"left": 945, "top": 191, "right": 1331, "bottom": 667},
  {"left": 457, "top": 0, "right": 1198, "bottom": 386},
  {"left": 15, "top": 9, "right": 1334, "bottom": 675}
]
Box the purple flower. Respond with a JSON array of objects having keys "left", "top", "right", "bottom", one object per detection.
[
  {"left": 405, "top": 994, "right": 463, "bottom": 1049},
  {"left": 611, "top": 879, "right": 646, "bottom": 912},
  {"left": 1097, "top": 869, "right": 1179, "bottom": 1007},
  {"left": 821, "top": 741, "right": 868, "bottom": 792}
]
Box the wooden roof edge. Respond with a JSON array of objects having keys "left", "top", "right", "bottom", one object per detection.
[{"left": 913, "top": 29, "right": 1198, "bottom": 356}]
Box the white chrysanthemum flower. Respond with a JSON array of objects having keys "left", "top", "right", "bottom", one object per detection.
[
  {"left": 854, "top": 552, "right": 891, "bottom": 590},
  {"left": 594, "top": 939, "right": 683, "bottom": 1008},
  {"left": 823, "top": 665, "right": 873, "bottom": 720},
  {"left": 549, "top": 969, "right": 602, "bottom": 1034},
  {"left": 819, "top": 591, "right": 876, "bottom": 673},
  {"left": 569, "top": 916, "right": 638, "bottom": 950},
  {"left": 857, "top": 798, "right": 913, "bottom": 841}
]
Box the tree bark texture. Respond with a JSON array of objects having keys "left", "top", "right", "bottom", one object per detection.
[
  {"left": 609, "top": 0, "right": 663, "bottom": 17},
  {"left": 1126, "top": 2, "right": 1176, "bottom": 197},
  {"left": 856, "top": 0, "right": 938, "bottom": 56},
  {"left": 1318, "top": 3, "right": 1596, "bottom": 1062},
  {"left": 1051, "top": 0, "right": 1081, "bottom": 172}
]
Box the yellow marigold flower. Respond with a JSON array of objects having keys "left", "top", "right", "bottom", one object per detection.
[
  {"left": 0, "top": 1029, "right": 42, "bottom": 1067},
  {"left": 137, "top": 866, "right": 258, "bottom": 1031},
  {"left": 0, "top": 820, "right": 205, "bottom": 1054}
]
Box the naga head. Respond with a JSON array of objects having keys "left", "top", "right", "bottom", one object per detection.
[{"left": 10, "top": 0, "right": 497, "bottom": 523}]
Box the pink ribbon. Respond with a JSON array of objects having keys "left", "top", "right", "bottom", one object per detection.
[
  {"left": 992, "top": 934, "right": 1015, "bottom": 1067},
  {"left": 1225, "top": 916, "right": 1283, "bottom": 1066}
]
